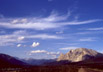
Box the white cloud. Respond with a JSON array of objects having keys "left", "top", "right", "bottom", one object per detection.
[
  {"left": 0, "top": 29, "right": 63, "bottom": 46},
  {"left": 31, "top": 50, "right": 47, "bottom": 53},
  {"left": 59, "top": 19, "right": 102, "bottom": 26},
  {"left": 0, "top": 35, "right": 17, "bottom": 46},
  {"left": 0, "top": 11, "right": 102, "bottom": 47},
  {"left": 0, "top": 11, "right": 102, "bottom": 30},
  {"left": 13, "top": 30, "right": 27, "bottom": 35},
  {"left": 31, "top": 42, "right": 40, "bottom": 47},
  {"left": 43, "top": 10, "right": 71, "bottom": 22},
  {"left": 56, "top": 43, "right": 79, "bottom": 45},
  {"left": 46, "top": 51, "right": 60, "bottom": 59},
  {"left": 87, "top": 27, "right": 103, "bottom": 30},
  {"left": 0, "top": 42, "right": 14, "bottom": 46},
  {"left": 75, "top": 31, "right": 103, "bottom": 35},
  {"left": 28, "top": 34, "right": 63, "bottom": 39},
  {"left": 21, "top": 18, "right": 27, "bottom": 23},
  {"left": 76, "top": 32, "right": 91, "bottom": 35},
  {"left": 11, "top": 19, "right": 18, "bottom": 24},
  {"left": 0, "top": 20, "right": 58, "bottom": 30},
  {"left": 17, "top": 36, "right": 25, "bottom": 40},
  {"left": 11, "top": 18, "right": 27, "bottom": 24},
  {"left": 46, "top": 51, "right": 60, "bottom": 55},
  {"left": 56, "top": 31, "right": 63, "bottom": 34},
  {"left": 17, "top": 44, "right": 22, "bottom": 47},
  {"left": 0, "top": 30, "right": 26, "bottom": 46},
  {"left": 60, "top": 46, "right": 79, "bottom": 50},
  {"left": 30, "top": 50, "right": 60, "bottom": 58},
  {"left": 79, "top": 38, "right": 96, "bottom": 41}
]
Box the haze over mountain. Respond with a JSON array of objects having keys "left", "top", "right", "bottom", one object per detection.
[
  {"left": 21, "top": 58, "right": 56, "bottom": 65},
  {"left": 57, "top": 48, "right": 103, "bottom": 62}
]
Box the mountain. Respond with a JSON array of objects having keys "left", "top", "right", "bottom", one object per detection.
[
  {"left": 57, "top": 48, "right": 103, "bottom": 62},
  {"left": 21, "top": 58, "right": 56, "bottom": 65},
  {"left": 0, "top": 53, "right": 27, "bottom": 68}
]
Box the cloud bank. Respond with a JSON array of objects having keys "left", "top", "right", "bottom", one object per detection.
[
  {"left": 30, "top": 50, "right": 60, "bottom": 58},
  {"left": 0, "top": 11, "right": 102, "bottom": 30}
]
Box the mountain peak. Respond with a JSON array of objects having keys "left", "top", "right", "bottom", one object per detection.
[
  {"left": 69, "top": 48, "right": 98, "bottom": 55},
  {"left": 57, "top": 48, "right": 102, "bottom": 62}
]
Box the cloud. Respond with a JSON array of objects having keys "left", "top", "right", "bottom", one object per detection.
[
  {"left": 31, "top": 50, "right": 46, "bottom": 53},
  {"left": 31, "top": 42, "right": 40, "bottom": 47},
  {"left": 13, "top": 30, "right": 27, "bottom": 35},
  {"left": 43, "top": 10, "right": 71, "bottom": 22},
  {"left": 11, "top": 19, "right": 19, "bottom": 24},
  {"left": 79, "top": 38, "right": 96, "bottom": 41},
  {"left": 17, "top": 44, "right": 22, "bottom": 47},
  {"left": 0, "top": 11, "right": 102, "bottom": 30},
  {"left": 0, "top": 42, "right": 14, "bottom": 46},
  {"left": 17, "top": 36, "right": 25, "bottom": 40},
  {"left": 0, "top": 35, "right": 18, "bottom": 46},
  {"left": 14, "top": 30, "right": 62, "bottom": 40},
  {"left": 30, "top": 50, "right": 60, "bottom": 58},
  {"left": 21, "top": 18, "right": 27, "bottom": 23},
  {"left": 46, "top": 51, "right": 60, "bottom": 55},
  {"left": 0, "top": 20, "right": 58, "bottom": 30},
  {"left": 60, "top": 19, "right": 102, "bottom": 26},
  {"left": 11, "top": 18, "right": 27, "bottom": 24},
  {"left": 0, "top": 29, "right": 62, "bottom": 46},
  {"left": 60, "top": 46, "right": 79, "bottom": 50},
  {"left": 75, "top": 32, "right": 92, "bottom": 35},
  {"left": 0, "top": 11, "right": 102, "bottom": 47},
  {"left": 28, "top": 34, "right": 63, "bottom": 39},
  {"left": 56, "top": 31, "right": 63, "bottom": 34},
  {"left": 75, "top": 31, "right": 103, "bottom": 35},
  {"left": 56, "top": 43, "right": 79, "bottom": 45},
  {"left": 87, "top": 27, "right": 103, "bottom": 30},
  {"left": 0, "top": 30, "right": 27, "bottom": 46}
]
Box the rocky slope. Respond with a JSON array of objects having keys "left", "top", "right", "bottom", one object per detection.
[{"left": 57, "top": 48, "right": 103, "bottom": 62}]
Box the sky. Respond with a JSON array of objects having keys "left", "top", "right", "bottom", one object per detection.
[{"left": 0, "top": 0, "right": 103, "bottom": 59}]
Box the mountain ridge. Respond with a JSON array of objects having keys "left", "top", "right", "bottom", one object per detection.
[
  {"left": 0, "top": 48, "right": 103, "bottom": 67},
  {"left": 21, "top": 58, "right": 56, "bottom": 65},
  {"left": 0, "top": 53, "right": 28, "bottom": 68},
  {"left": 57, "top": 48, "right": 103, "bottom": 62}
]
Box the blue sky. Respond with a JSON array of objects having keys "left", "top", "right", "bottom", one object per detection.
[{"left": 0, "top": 0, "right": 103, "bottom": 59}]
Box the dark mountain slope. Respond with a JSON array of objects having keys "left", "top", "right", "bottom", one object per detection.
[{"left": 0, "top": 53, "right": 27, "bottom": 68}]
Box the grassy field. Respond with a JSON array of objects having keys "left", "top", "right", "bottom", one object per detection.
[{"left": 0, "top": 62, "right": 103, "bottom": 72}]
